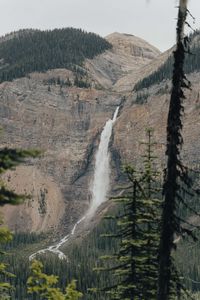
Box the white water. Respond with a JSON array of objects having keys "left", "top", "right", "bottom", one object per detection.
[
  {"left": 29, "top": 216, "right": 86, "bottom": 261},
  {"left": 87, "top": 106, "right": 119, "bottom": 216},
  {"left": 29, "top": 107, "right": 119, "bottom": 261}
]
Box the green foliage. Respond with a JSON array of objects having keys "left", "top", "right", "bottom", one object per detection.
[
  {"left": 0, "top": 225, "right": 14, "bottom": 298},
  {"left": 134, "top": 30, "right": 200, "bottom": 92},
  {"left": 134, "top": 55, "right": 173, "bottom": 91},
  {"left": 0, "top": 149, "right": 39, "bottom": 174},
  {"left": 192, "top": 292, "right": 200, "bottom": 300},
  {"left": 43, "top": 77, "right": 72, "bottom": 88},
  {"left": 95, "top": 129, "right": 162, "bottom": 299},
  {"left": 2, "top": 189, "right": 200, "bottom": 300},
  {"left": 65, "top": 281, "right": 83, "bottom": 300},
  {"left": 0, "top": 28, "right": 112, "bottom": 83},
  {"left": 157, "top": 4, "right": 197, "bottom": 300},
  {"left": 27, "top": 260, "right": 82, "bottom": 300},
  {"left": 74, "top": 75, "right": 91, "bottom": 89},
  {"left": 0, "top": 149, "right": 39, "bottom": 206},
  {"left": 135, "top": 90, "right": 149, "bottom": 104},
  {"left": 0, "top": 218, "right": 15, "bottom": 299},
  {"left": 2, "top": 232, "right": 47, "bottom": 251},
  {"left": 1, "top": 211, "right": 118, "bottom": 299},
  {"left": 0, "top": 144, "right": 39, "bottom": 299}
]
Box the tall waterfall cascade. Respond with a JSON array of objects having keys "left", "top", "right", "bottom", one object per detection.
[
  {"left": 29, "top": 106, "right": 120, "bottom": 261},
  {"left": 87, "top": 106, "right": 119, "bottom": 216}
]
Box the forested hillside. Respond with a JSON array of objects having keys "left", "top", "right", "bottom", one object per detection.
[
  {"left": 3, "top": 192, "right": 200, "bottom": 300},
  {"left": 134, "top": 30, "right": 200, "bottom": 91},
  {"left": 0, "top": 28, "right": 112, "bottom": 83},
  {"left": 2, "top": 214, "right": 119, "bottom": 299},
  {"left": 0, "top": 2, "right": 200, "bottom": 298}
]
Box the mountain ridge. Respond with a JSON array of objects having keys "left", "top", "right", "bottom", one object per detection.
[
  {"left": 0, "top": 28, "right": 199, "bottom": 238},
  {"left": 0, "top": 27, "right": 112, "bottom": 83},
  {"left": 85, "top": 31, "right": 161, "bottom": 91}
]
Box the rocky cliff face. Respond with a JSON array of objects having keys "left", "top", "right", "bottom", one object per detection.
[
  {"left": 0, "top": 31, "right": 199, "bottom": 237},
  {"left": 113, "top": 73, "right": 200, "bottom": 169},
  {"left": 85, "top": 32, "right": 161, "bottom": 91},
  {"left": 0, "top": 69, "right": 122, "bottom": 233}
]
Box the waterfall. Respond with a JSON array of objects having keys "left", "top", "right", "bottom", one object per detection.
[
  {"left": 29, "top": 216, "right": 86, "bottom": 261},
  {"left": 87, "top": 106, "right": 119, "bottom": 216},
  {"left": 29, "top": 106, "right": 119, "bottom": 261}
]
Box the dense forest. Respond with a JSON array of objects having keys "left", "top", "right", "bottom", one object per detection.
[
  {"left": 1, "top": 179, "right": 200, "bottom": 300},
  {"left": 1, "top": 145, "right": 199, "bottom": 299},
  {"left": 1, "top": 215, "right": 119, "bottom": 299},
  {"left": 134, "top": 30, "right": 200, "bottom": 92},
  {"left": 0, "top": 28, "right": 112, "bottom": 83}
]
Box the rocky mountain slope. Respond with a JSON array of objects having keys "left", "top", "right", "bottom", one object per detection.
[
  {"left": 113, "top": 72, "right": 200, "bottom": 169},
  {"left": 0, "top": 70, "right": 121, "bottom": 233},
  {"left": 0, "top": 28, "right": 199, "bottom": 239},
  {"left": 85, "top": 32, "right": 161, "bottom": 91}
]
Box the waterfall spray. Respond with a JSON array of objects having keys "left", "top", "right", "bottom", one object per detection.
[{"left": 87, "top": 106, "right": 119, "bottom": 216}]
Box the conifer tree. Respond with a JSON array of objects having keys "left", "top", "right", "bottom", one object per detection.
[
  {"left": 138, "top": 129, "right": 161, "bottom": 300},
  {"left": 96, "top": 129, "right": 161, "bottom": 300},
  {"left": 157, "top": 1, "right": 195, "bottom": 299},
  {"left": 27, "top": 260, "right": 83, "bottom": 300},
  {"left": 0, "top": 146, "right": 39, "bottom": 299}
]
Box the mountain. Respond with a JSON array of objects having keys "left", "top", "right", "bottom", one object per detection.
[
  {"left": 1, "top": 27, "right": 200, "bottom": 299},
  {"left": 85, "top": 32, "right": 160, "bottom": 91},
  {"left": 1, "top": 29, "right": 200, "bottom": 234},
  {"left": 0, "top": 28, "right": 111, "bottom": 83},
  {"left": 134, "top": 30, "right": 200, "bottom": 91},
  {"left": 113, "top": 33, "right": 200, "bottom": 178},
  {"left": 0, "top": 29, "right": 161, "bottom": 235}
]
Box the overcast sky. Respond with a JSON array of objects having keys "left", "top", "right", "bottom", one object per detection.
[{"left": 0, "top": 0, "right": 200, "bottom": 52}]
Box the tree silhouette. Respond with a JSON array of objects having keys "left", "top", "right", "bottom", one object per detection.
[{"left": 157, "top": 1, "right": 194, "bottom": 299}]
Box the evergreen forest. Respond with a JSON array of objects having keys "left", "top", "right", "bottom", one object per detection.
[
  {"left": 0, "top": 28, "right": 112, "bottom": 83},
  {"left": 0, "top": 1, "right": 200, "bottom": 300},
  {"left": 134, "top": 30, "right": 200, "bottom": 92}
]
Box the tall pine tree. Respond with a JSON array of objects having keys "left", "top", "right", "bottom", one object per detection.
[
  {"left": 96, "top": 129, "right": 161, "bottom": 300},
  {"left": 157, "top": 1, "right": 196, "bottom": 299},
  {"left": 27, "top": 260, "right": 83, "bottom": 300}
]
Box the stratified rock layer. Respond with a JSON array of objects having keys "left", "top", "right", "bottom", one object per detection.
[{"left": 0, "top": 32, "right": 199, "bottom": 236}]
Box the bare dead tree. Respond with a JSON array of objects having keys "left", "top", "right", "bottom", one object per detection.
[{"left": 157, "top": 1, "right": 192, "bottom": 299}]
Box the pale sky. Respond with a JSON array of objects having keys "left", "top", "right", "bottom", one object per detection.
[{"left": 0, "top": 0, "right": 200, "bottom": 52}]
